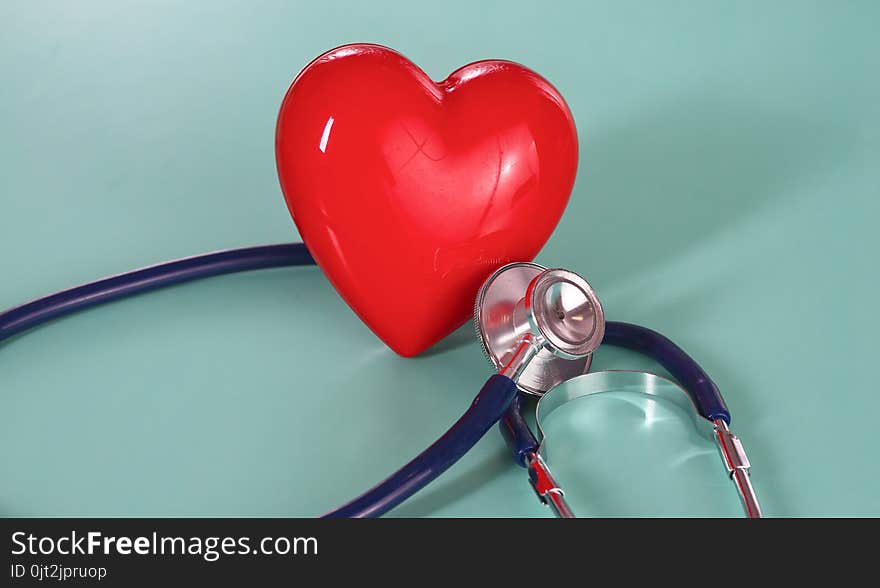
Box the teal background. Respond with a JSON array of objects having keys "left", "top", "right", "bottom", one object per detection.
[{"left": 1, "top": 1, "right": 877, "bottom": 517}]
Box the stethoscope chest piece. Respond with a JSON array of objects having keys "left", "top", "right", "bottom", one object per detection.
[{"left": 474, "top": 262, "right": 605, "bottom": 395}]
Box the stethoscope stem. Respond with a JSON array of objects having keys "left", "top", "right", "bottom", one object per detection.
[
  {"left": 733, "top": 469, "right": 762, "bottom": 519},
  {"left": 499, "top": 333, "right": 542, "bottom": 381},
  {"left": 525, "top": 452, "right": 575, "bottom": 518},
  {"left": 545, "top": 489, "right": 575, "bottom": 519},
  {"left": 713, "top": 419, "right": 763, "bottom": 518}
]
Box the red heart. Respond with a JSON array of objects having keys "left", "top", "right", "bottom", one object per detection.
[{"left": 275, "top": 44, "right": 578, "bottom": 356}]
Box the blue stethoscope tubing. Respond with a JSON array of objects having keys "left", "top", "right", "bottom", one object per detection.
[{"left": 0, "top": 243, "right": 734, "bottom": 518}]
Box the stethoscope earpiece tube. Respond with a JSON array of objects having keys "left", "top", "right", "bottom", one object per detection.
[
  {"left": 323, "top": 374, "right": 520, "bottom": 518},
  {"left": 602, "top": 321, "right": 731, "bottom": 424}
]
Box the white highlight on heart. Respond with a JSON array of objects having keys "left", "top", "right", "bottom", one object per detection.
[{"left": 319, "top": 116, "right": 335, "bottom": 153}]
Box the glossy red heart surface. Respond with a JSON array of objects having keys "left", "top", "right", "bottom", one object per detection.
[{"left": 276, "top": 44, "right": 578, "bottom": 356}]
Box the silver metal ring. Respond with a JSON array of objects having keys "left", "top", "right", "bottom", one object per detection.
[{"left": 535, "top": 370, "right": 715, "bottom": 455}]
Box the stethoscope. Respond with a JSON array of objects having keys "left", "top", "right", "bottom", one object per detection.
[{"left": 0, "top": 242, "right": 761, "bottom": 518}]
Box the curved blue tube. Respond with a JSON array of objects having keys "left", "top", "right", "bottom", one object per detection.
[
  {"left": 0, "top": 242, "right": 520, "bottom": 518},
  {"left": 602, "top": 321, "right": 730, "bottom": 423},
  {"left": 1, "top": 242, "right": 728, "bottom": 515},
  {"left": 323, "top": 374, "right": 519, "bottom": 518},
  {"left": 0, "top": 244, "right": 314, "bottom": 344}
]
